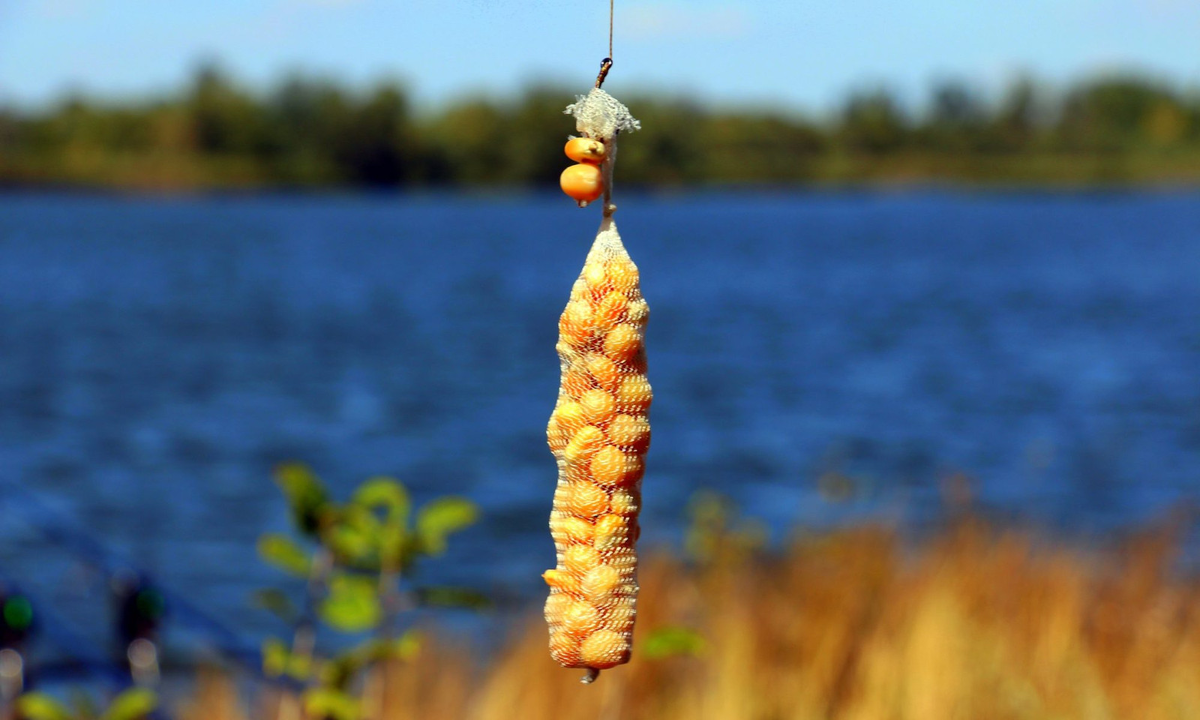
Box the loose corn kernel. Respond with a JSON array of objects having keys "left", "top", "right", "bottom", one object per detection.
[
  {"left": 561, "top": 163, "right": 604, "bottom": 205},
  {"left": 565, "top": 137, "right": 607, "bottom": 164}
]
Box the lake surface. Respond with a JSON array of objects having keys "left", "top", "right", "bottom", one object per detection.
[{"left": 1, "top": 191, "right": 1198, "bottom": 672}]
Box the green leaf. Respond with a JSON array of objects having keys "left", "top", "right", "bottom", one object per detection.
[
  {"left": 303, "top": 688, "right": 360, "bottom": 720},
  {"left": 414, "top": 586, "right": 491, "bottom": 611},
  {"left": 262, "top": 637, "right": 289, "bottom": 678},
  {"left": 352, "top": 477, "right": 413, "bottom": 570},
  {"left": 257, "top": 533, "right": 312, "bottom": 577},
  {"left": 641, "top": 626, "right": 707, "bottom": 659},
  {"left": 353, "top": 477, "right": 410, "bottom": 527},
  {"left": 16, "top": 693, "right": 73, "bottom": 720},
  {"left": 327, "top": 521, "right": 378, "bottom": 566},
  {"left": 274, "top": 462, "right": 329, "bottom": 536},
  {"left": 320, "top": 574, "right": 381, "bottom": 632},
  {"left": 415, "top": 497, "right": 478, "bottom": 556},
  {"left": 101, "top": 689, "right": 158, "bottom": 720}
]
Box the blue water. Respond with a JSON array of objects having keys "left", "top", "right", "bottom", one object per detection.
[{"left": 1, "top": 191, "right": 1198, "bottom": 670}]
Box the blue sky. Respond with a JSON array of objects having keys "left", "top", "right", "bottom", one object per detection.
[{"left": 1, "top": 0, "right": 1199, "bottom": 112}]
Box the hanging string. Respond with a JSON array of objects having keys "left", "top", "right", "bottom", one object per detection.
[{"left": 595, "top": 0, "right": 614, "bottom": 88}]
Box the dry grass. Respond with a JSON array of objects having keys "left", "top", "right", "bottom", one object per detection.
[{"left": 187, "top": 517, "right": 1200, "bottom": 720}]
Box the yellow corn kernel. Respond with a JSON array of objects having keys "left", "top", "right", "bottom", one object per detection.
[
  {"left": 592, "top": 291, "right": 628, "bottom": 330},
  {"left": 615, "top": 375, "right": 652, "bottom": 413},
  {"left": 570, "top": 279, "right": 588, "bottom": 301},
  {"left": 593, "top": 514, "right": 630, "bottom": 552},
  {"left": 559, "top": 300, "right": 593, "bottom": 346},
  {"left": 563, "top": 544, "right": 601, "bottom": 575},
  {"left": 602, "top": 596, "right": 637, "bottom": 631},
  {"left": 586, "top": 354, "right": 621, "bottom": 393},
  {"left": 545, "top": 592, "right": 572, "bottom": 624},
  {"left": 561, "top": 425, "right": 605, "bottom": 465},
  {"left": 581, "top": 565, "right": 621, "bottom": 601},
  {"left": 547, "top": 417, "right": 566, "bottom": 452},
  {"left": 602, "top": 324, "right": 642, "bottom": 364},
  {"left": 568, "top": 480, "right": 609, "bottom": 518},
  {"left": 553, "top": 401, "right": 587, "bottom": 434},
  {"left": 549, "top": 630, "right": 582, "bottom": 666},
  {"left": 580, "top": 629, "right": 631, "bottom": 669},
  {"left": 590, "top": 445, "right": 638, "bottom": 488},
  {"left": 563, "top": 601, "right": 603, "bottom": 636},
  {"left": 584, "top": 262, "right": 610, "bottom": 296},
  {"left": 606, "top": 259, "right": 639, "bottom": 294},
  {"left": 549, "top": 510, "right": 567, "bottom": 544},
  {"left": 565, "top": 137, "right": 607, "bottom": 164},
  {"left": 551, "top": 485, "right": 571, "bottom": 512},
  {"left": 625, "top": 297, "right": 649, "bottom": 325},
  {"left": 543, "top": 569, "right": 578, "bottom": 594},
  {"left": 606, "top": 414, "right": 651, "bottom": 451},
  {"left": 608, "top": 488, "right": 640, "bottom": 516},
  {"left": 578, "top": 388, "right": 616, "bottom": 426},
  {"left": 561, "top": 163, "right": 605, "bottom": 204},
  {"left": 605, "top": 547, "right": 638, "bottom": 575},
  {"left": 557, "top": 515, "right": 594, "bottom": 544},
  {"left": 562, "top": 368, "right": 592, "bottom": 399}
]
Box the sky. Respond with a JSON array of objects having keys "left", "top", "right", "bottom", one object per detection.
[{"left": 1, "top": 0, "right": 1199, "bottom": 112}]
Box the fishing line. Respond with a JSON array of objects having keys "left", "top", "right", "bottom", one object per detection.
[{"left": 596, "top": 0, "right": 615, "bottom": 89}]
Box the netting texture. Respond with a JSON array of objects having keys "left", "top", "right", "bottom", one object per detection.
[
  {"left": 543, "top": 220, "right": 651, "bottom": 671},
  {"left": 565, "top": 88, "right": 641, "bottom": 141}
]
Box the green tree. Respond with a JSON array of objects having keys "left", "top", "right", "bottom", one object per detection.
[{"left": 840, "top": 88, "right": 908, "bottom": 155}]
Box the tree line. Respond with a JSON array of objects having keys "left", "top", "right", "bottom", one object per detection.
[{"left": 2, "top": 65, "right": 1200, "bottom": 190}]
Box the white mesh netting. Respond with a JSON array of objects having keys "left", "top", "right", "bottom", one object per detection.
[{"left": 565, "top": 88, "right": 641, "bottom": 141}]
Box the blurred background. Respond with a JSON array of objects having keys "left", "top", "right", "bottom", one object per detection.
[{"left": 1, "top": 2, "right": 1200, "bottom": 719}]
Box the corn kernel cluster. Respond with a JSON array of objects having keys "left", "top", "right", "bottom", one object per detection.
[{"left": 544, "top": 223, "right": 650, "bottom": 673}]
